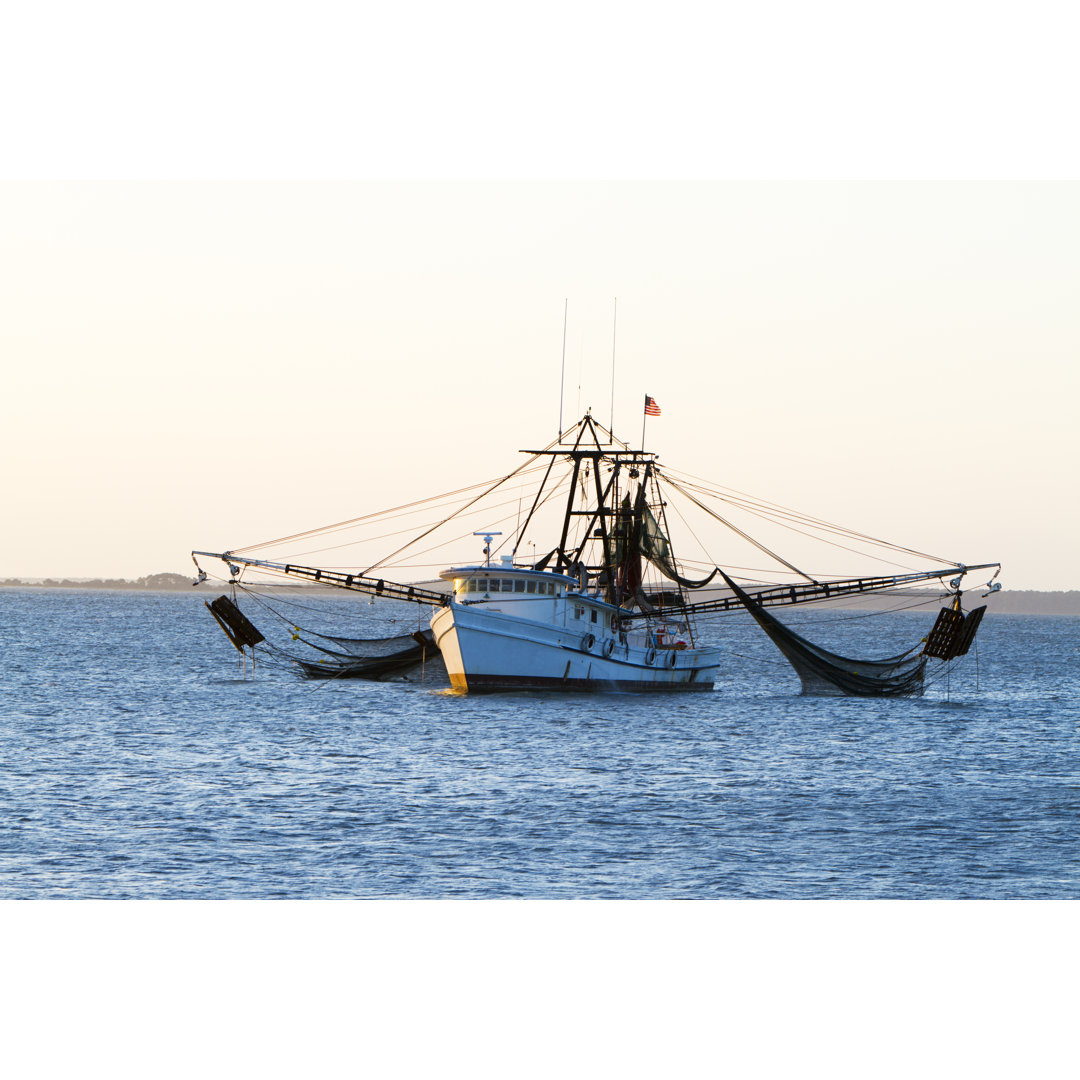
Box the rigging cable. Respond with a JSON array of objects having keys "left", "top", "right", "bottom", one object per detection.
[
  {"left": 281, "top": 471, "right": 561, "bottom": 562},
  {"left": 361, "top": 429, "right": 570, "bottom": 576},
  {"left": 375, "top": 466, "right": 575, "bottom": 573},
  {"left": 231, "top": 462, "right": 553, "bottom": 557},
  {"left": 663, "top": 466, "right": 954, "bottom": 566},
  {"left": 659, "top": 471, "right": 815, "bottom": 582}
]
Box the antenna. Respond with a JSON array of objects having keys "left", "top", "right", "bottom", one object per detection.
[
  {"left": 577, "top": 329, "right": 583, "bottom": 416},
  {"left": 558, "top": 299, "right": 567, "bottom": 440},
  {"left": 609, "top": 296, "right": 617, "bottom": 436},
  {"left": 473, "top": 531, "right": 503, "bottom": 567}
]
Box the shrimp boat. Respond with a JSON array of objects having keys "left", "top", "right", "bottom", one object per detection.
[{"left": 193, "top": 410, "right": 1000, "bottom": 695}]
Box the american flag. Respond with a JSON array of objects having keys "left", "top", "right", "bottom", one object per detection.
[{"left": 644, "top": 395, "right": 661, "bottom": 416}]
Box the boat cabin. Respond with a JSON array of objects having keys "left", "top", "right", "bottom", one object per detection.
[
  {"left": 439, "top": 558, "right": 624, "bottom": 635},
  {"left": 443, "top": 565, "right": 568, "bottom": 599}
]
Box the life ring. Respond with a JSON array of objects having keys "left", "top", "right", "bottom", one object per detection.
[
  {"left": 581, "top": 633, "right": 595, "bottom": 652},
  {"left": 644, "top": 648, "right": 657, "bottom": 665},
  {"left": 602, "top": 638, "right": 615, "bottom": 657}
]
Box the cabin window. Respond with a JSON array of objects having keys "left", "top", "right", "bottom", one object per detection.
[
  {"left": 590, "top": 609, "right": 598, "bottom": 623},
  {"left": 514, "top": 580, "right": 526, "bottom": 593},
  {"left": 526, "top": 581, "right": 536, "bottom": 594},
  {"left": 498, "top": 579, "right": 509, "bottom": 591},
  {"left": 574, "top": 604, "right": 584, "bottom": 619},
  {"left": 490, "top": 579, "right": 500, "bottom": 592},
  {"left": 466, "top": 580, "right": 475, "bottom": 593}
]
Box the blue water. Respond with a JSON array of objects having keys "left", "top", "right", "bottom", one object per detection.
[{"left": 1, "top": 588, "right": 1077, "bottom": 898}]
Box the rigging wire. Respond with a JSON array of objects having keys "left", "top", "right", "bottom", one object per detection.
[
  {"left": 663, "top": 466, "right": 954, "bottom": 566},
  {"left": 666, "top": 474, "right": 933, "bottom": 556},
  {"left": 229, "top": 580, "right": 428, "bottom": 623},
  {"left": 659, "top": 471, "right": 815, "bottom": 581},
  {"left": 779, "top": 592, "right": 948, "bottom": 626},
  {"left": 360, "top": 433, "right": 568, "bottom": 576},
  {"left": 280, "top": 474, "right": 567, "bottom": 562},
  {"left": 374, "top": 467, "right": 576, "bottom": 573},
  {"left": 670, "top": 492, "right": 935, "bottom": 574},
  {"left": 657, "top": 480, "right": 719, "bottom": 574},
  {"left": 669, "top": 474, "right": 918, "bottom": 555},
  {"left": 231, "top": 461, "right": 554, "bottom": 556},
  {"left": 362, "top": 453, "right": 557, "bottom": 578}
]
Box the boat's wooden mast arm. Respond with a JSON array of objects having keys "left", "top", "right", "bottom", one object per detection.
[
  {"left": 633, "top": 563, "right": 1001, "bottom": 618},
  {"left": 190, "top": 551, "right": 449, "bottom": 606},
  {"left": 568, "top": 454, "right": 620, "bottom": 569},
  {"left": 553, "top": 457, "right": 583, "bottom": 572}
]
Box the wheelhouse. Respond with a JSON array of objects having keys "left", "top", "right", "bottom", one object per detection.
[{"left": 440, "top": 562, "right": 574, "bottom": 600}]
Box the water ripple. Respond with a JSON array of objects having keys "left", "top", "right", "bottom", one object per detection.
[{"left": 0, "top": 589, "right": 1077, "bottom": 897}]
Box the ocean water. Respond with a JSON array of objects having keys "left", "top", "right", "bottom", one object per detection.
[{"left": 1, "top": 587, "right": 1077, "bottom": 899}]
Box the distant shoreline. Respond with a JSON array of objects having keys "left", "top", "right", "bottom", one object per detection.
[
  {"left": 1, "top": 573, "right": 197, "bottom": 592},
  {"left": 2, "top": 574, "right": 1078, "bottom": 615}
]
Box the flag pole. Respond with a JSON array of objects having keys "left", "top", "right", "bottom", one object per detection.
[{"left": 641, "top": 395, "right": 660, "bottom": 451}]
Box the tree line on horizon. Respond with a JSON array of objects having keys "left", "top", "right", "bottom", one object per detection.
[{"left": 0, "top": 572, "right": 193, "bottom": 590}]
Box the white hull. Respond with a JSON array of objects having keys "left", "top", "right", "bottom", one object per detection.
[{"left": 431, "top": 601, "right": 720, "bottom": 692}]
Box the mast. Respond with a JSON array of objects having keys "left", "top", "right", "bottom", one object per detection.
[
  {"left": 523, "top": 414, "right": 662, "bottom": 610},
  {"left": 552, "top": 418, "right": 590, "bottom": 572}
]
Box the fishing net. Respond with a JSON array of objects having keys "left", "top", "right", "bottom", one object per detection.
[{"left": 720, "top": 573, "right": 927, "bottom": 697}]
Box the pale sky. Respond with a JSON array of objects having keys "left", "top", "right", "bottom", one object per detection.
[{"left": 2, "top": 4, "right": 1078, "bottom": 591}]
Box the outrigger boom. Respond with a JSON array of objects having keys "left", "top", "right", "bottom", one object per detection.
[
  {"left": 190, "top": 552, "right": 449, "bottom": 606},
  {"left": 654, "top": 563, "right": 1002, "bottom": 619},
  {"left": 190, "top": 551, "right": 998, "bottom": 616}
]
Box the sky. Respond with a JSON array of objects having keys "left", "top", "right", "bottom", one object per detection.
[
  {"left": 2, "top": 180, "right": 1076, "bottom": 589},
  {"left": 1, "top": 3, "right": 1078, "bottom": 593}
]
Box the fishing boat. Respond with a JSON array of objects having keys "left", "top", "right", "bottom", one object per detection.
[{"left": 192, "top": 408, "right": 1000, "bottom": 695}]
